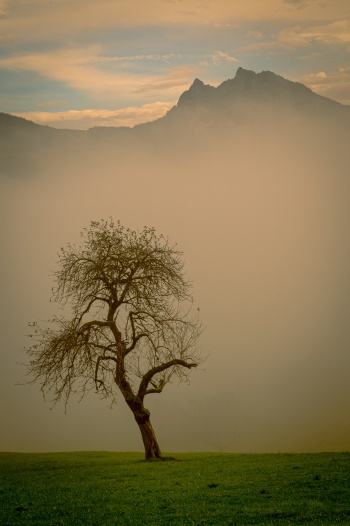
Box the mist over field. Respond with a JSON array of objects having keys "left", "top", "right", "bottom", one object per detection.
[{"left": 1, "top": 69, "right": 350, "bottom": 453}]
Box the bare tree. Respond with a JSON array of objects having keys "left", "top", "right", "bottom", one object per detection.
[{"left": 25, "top": 219, "right": 203, "bottom": 459}]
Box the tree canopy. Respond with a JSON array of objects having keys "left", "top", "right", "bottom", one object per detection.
[{"left": 26, "top": 219, "right": 203, "bottom": 458}]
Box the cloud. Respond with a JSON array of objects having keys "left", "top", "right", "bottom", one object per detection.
[
  {"left": 296, "top": 52, "right": 322, "bottom": 60},
  {"left": 314, "top": 71, "right": 327, "bottom": 79},
  {"left": 283, "top": 0, "right": 311, "bottom": 7},
  {"left": 279, "top": 19, "right": 350, "bottom": 47},
  {"left": 94, "top": 53, "right": 186, "bottom": 65},
  {"left": 2, "top": 0, "right": 349, "bottom": 45},
  {"left": 36, "top": 100, "right": 68, "bottom": 109},
  {"left": 0, "top": 0, "right": 228, "bottom": 42},
  {"left": 0, "top": 34, "right": 16, "bottom": 42},
  {"left": 12, "top": 101, "right": 176, "bottom": 129},
  {"left": 244, "top": 19, "right": 350, "bottom": 50},
  {"left": 300, "top": 67, "right": 350, "bottom": 104},
  {"left": 211, "top": 51, "right": 238, "bottom": 65},
  {"left": 0, "top": 48, "right": 200, "bottom": 102},
  {"left": 0, "top": 46, "right": 123, "bottom": 98},
  {"left": 0, "top": 0, "right": 7, "bottom": 15},
  {"left": 131, "top": 65, "right": 204, "bottom": 94}
]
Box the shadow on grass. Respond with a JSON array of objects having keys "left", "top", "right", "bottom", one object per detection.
[{"left": 139, "top": 456, "right": 181, "bottom": 463}]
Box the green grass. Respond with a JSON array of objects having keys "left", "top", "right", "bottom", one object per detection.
[{"left": 0, "top": 452, "right": 349, "bottom": 525}]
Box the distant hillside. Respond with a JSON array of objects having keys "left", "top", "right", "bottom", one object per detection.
[{"left": 1, "top": 68, "right": 349, "bottom": 177}]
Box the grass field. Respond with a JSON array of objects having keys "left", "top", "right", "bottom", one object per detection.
[{"left": 0, "top": 451, "right": 349, "bottom": 525}]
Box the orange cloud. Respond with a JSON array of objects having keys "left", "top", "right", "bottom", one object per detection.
[
  {"left": 2, "top": 1, "right": 349, "bottom": 44},
  {"left": 300, "top": 67, "right": 350, "bottom": 104},
  {"left": 36, "top": 100, "right": 68, "bottom": 109},
  {"left": 12, "top": 101, "right": 176, "bottom": 129},
  {"left": 244, "top": 19, "right": 350, "bottom": 51},
  {"left": 0, "top": 48, "right": 202, "bottom": 101},
  {"left": 133, "top": 65, "right": 203, "bottom": 94},
  {"left": 212, "top": 51, "right": 238, "bottom": 65}
]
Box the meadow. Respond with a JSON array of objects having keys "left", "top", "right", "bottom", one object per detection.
[{"left": 0, "top": 451, "right": 349, "bottom": 525}]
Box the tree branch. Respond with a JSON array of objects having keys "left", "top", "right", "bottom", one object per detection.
[
  {"left": 77, "top": 295, "right": 110, "bottom": 325},
  {"left": 94, "top": 355, "right": 119, "bottom": 390},
  {"left": 124, "top": 311, "right": 148, "bottom": 355},
  {"left": 144, "top": 387, "right": 163, "bottom": 395},
  {"left": 138, "top": 359, "right": 198, "bottom": 399},
  {"left": 78, "top": 320, "right": 112, "bottom": 334}
]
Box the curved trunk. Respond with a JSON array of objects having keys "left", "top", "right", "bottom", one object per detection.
[
  {"left": 137, "top": 418, "right": 162, "bottom": 460},
  {"left": 123, "top": 392, "right": 162, "bottom": 459}
]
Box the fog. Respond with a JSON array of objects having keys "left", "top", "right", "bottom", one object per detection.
[{"left": 1, "top": 100, "right": 350, "bottom": 453}]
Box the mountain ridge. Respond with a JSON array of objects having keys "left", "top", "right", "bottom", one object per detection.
[
  {"left": 179, "top": 67, "right": 343, "bottom": 108},
  {"left": 1, "top": 67, "right": 349, "bottom": 177},
  {"left": 1, "top": 67, "right": 349, "bottom": 134},
  {"left": 172, "top": 67, "right": 347, "bottom": 122}
]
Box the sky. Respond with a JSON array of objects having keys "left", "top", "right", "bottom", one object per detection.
[{"left": 1, "top": 0, "right": 350, "bottom": 129}]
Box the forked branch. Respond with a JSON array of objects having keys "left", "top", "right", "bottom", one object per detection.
[{"left": 138, "top": 359, "right": 198, "bottom": 399}]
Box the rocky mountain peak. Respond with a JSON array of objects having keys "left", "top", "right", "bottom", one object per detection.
[{"left": 177, "top": 77, "right": 216, "bottom": 107}]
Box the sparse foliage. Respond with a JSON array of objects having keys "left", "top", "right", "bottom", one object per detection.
[{"left": 26, "top": 219, "right": 203, "bottom": 459}]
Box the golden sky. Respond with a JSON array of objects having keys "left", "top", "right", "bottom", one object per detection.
[{"left": 0, "top": 0, "right": 349, "bottom": 128}]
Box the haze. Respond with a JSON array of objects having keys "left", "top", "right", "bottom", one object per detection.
[
  {"left": 1, "top": 0, "right": 350, "bottom": 454},
  {"left": 1, "top": 78, "right": 350, "bottom": 453}
]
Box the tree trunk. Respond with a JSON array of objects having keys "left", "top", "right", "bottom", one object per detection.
[
  {"left": 124, "top": 393, "right": 162, "bottom": 459},
  {"left": 137, "top": 418, "right": 162, "bottom": 460}
]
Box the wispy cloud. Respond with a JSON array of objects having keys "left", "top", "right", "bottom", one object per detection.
[
  {"left": 2, "top": 0, "right": 348, "bottom": 45},
  {"left": 94, "top": 53, "right": 186, "bottom": 65},
  {"left": 244, "top": 19, "right": 350, "bottom": 50},
  {"left": 0, "top": 48, "right": 201, "bottom": 102},
  {"left": 300, "top": 67, "right": 350, "bottom": 104},
  {"left": 133, "top": 65, "right": 203, "bottom": 94},
  {"left": 0, "top": 47, "right": 125, "bottom": 99},
  {"left": 278, "top": 19, "right": 350, "bottom": 47},
  {"left": 283, "top": 0, "right": 311, "bottom": 8},
  {"left": 12, "top": 101, "right": 176, "bottom": 129},
  {"left": 211, "top": 51, "right": 238, "bottom": 65},
  {"left": 36, "top": 100, "right": 68, "bottom": 109},
  {"left": 0, "top": 0, "right": 7, "bottom": 15},
  {"left": 0, "top": 34, "right": 16, "bottom": 42}
]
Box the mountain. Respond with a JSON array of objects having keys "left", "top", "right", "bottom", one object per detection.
[
  {"left": 178, "top": 67, "right": 338, "bottom": 110},
  {"left": 1, "top": 67, "right": 349, "bottom": 177},
  {"left": 162, "top": 67, "right": 350, "bottom": 130}
]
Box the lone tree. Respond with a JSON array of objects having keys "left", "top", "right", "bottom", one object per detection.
[{"left": 26, "top": 219, "right": 203, "bottom": 459}]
